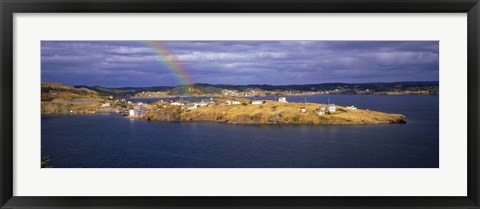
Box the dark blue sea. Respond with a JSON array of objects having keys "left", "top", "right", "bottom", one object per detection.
[{"left": 42, "top": 95, "right": 439, "bottom": 168}]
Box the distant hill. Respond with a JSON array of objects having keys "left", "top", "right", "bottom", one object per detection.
[
  {"left": 75, "top": 85, "right": 173, "bottom": 97},
  {"left": 210, "top": 81, "right": 439, "bottom": 92},
  {"left": 42, "top": 82, "right": 110, "bottom": 114},
  {"left": 73, "top": 81, "right": 439, "bottom": 97},
  {"left": 167, "top": 84, "right": 223, "bottom": 95},
  {"left": 42, "top": 82, "right": 100, "bottom": 101}
]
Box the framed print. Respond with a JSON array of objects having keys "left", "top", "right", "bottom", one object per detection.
[{"left": 1, "top": 0, "right": 479, "bottom": 208}]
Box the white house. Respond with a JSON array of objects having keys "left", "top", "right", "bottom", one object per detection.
[
  {"left": 300, "top": 107, "right": 306, "bottom": 113},
  {"left": 101, "top": 103, "right": 111, "bottom": 108},
  {"left": 170, "top": 102, "right": 184, "bottom": 106},
  {"left": 346, "top": 105, "right": 357, "bottom": 110},
  {"left": 328, "top": 104, "right": 336, "bottom": 112},
  {"left": 225, "top": 100, "right": 232, "bottom": 105},
  {"left": 186, "top": 103, "right": 198, "bottom": 110},
  {"left": 201, "top": 99, "right": 214, "bottom": 105},
  {"left": 232, "top": 100, "right": 241, "bottom": 105},
  {"left": 278, "top": 97, "right": 288, "bottom": 103},
  {"left": 251, "top": 100, "right": 263, "bottom": 105},
  {"left": 128, "top": 109, "right": 136, "bottom": 117}
]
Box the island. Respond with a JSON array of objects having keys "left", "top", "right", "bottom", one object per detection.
[
  {"left": 143, "top": 99, "right": 406, "bottom": 125},
  {"left": 41, "top": 82, "right": 407, "bottom": 125}
]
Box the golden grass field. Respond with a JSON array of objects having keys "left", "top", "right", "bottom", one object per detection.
[
  {"left": 146, "top": 100, "right": 406, "bottom": 125},
  {"left": 41, "top": 82, "right": 110, "bottom": 114}
]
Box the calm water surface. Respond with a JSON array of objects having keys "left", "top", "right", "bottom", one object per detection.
[{"left": 42, "top": 95, "right": 438, "bottom": 168}]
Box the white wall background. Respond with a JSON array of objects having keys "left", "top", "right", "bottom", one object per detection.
[{"left": 13, "top": 13, "right": 467, "bottom": 196}]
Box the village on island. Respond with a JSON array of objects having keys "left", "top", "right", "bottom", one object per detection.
[
  {"left": 41, "top": 82, "right": 406, "bottom": 125},
  {"left": 122, "top": 96, "right": 356, "bottom": 118}
]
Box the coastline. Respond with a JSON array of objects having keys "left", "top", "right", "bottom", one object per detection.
[{"left": 143, "top": 101, "right": 406, "bottom": 125}]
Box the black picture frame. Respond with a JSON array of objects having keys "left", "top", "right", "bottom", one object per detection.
[{"left": 1, "top": 0, "right": 479, "bottom": 208}]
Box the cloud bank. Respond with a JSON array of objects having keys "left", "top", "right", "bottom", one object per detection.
[{"left": 41, "top": 41, "right": 439, "bottom": 87}]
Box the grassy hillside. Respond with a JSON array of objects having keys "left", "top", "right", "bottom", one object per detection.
[
  {"left": 42, "top": 82, "right": 111, "bottom": 114},
  {"left": 76, "top": 85, "right": 173, "bottom": 97},
  {"left": 145, "top": 100, "right": 406, "bottom": 125}
]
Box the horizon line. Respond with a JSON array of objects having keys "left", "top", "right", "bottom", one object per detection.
[{"left": 48, "top": 80, "right": 441, "bottom": 89}]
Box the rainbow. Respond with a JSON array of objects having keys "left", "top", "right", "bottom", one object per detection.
[{"left": 143, "top": 41, "right": 195, "bottom": 89}]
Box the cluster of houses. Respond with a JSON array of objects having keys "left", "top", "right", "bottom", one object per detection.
[
  {"left": 185, "top": 99, "right": 215, "bottom": 110},
  {"left": 120, "top": 95, "right": 359, "bottom": 118},
  {"left": 315, "top": 104, "right": 337, "bottom": 115},
  {"left": 221, "top": 89, "right": 264, "bottom": 97},
  {"left": 313, "top": 104, "right": 357, "bottom": 115},
  {"left": 122, "top": 97, "right": 292, "bottom": 117},
  {"left": 164, "top": 97, "right": 286, "bottom": 110},
  {"left": 173, "top": 98, "right": 216, "bottom": 110},
  {"left": 224, "top": 100, "right": 242, "bottom": 106}
]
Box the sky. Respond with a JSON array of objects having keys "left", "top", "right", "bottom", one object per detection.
[{"left": 41, "top": 41, "right": 439, "bottom": 87}]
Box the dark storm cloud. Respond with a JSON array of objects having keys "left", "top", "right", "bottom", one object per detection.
[{"left": 41, "top": 41, "right": 439, "bottom": 87}]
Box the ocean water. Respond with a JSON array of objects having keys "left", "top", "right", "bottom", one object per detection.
[{"left": 42, "top": 95, "right": 439, "bottom": 168}]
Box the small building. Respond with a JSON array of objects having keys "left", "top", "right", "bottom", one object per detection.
[
  {"left": 251, "top": 100, "right": 263, "bottom": 105},
  {"left": 170, "top": 102, "right": 184, "bottom": 106},
  {"left": 300, "top": 107, "right": 306, "bottom": 113},
  {"left": 128, "top": 109, "right": 135, "bottom": 117},
  {"left": 346, "top": 105, "right": 357, "bottom": 110},
  {"left": 101, "top": 103, "right": 110, "bottom": 108},
  {"left": 232, "top": 100, "right": 241, "bottom": 105},
  {"left": 278, "top": 97, "right": 288, "bottom": 103},
  {"left": 225, "top": 100, "right": 232, "bottom": 105},
  {"left": 328, "top": 104, "right": 336, "bottom": 112},
  {"left": 201, "top": 98, "right": 214, "bottom": 104},
  {"left": 317, "top": 107, "right": 327, "bottom": 115},
  {"left": 186, "top": 103, "right": 198, "bottom": 110}
]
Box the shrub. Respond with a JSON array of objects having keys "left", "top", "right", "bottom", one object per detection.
[
  {"left": 41, "top": 156, "right": 51, "bottom": 168},
  {"left": 292, "top": 116, "right": 300, "bottom": 123}
]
